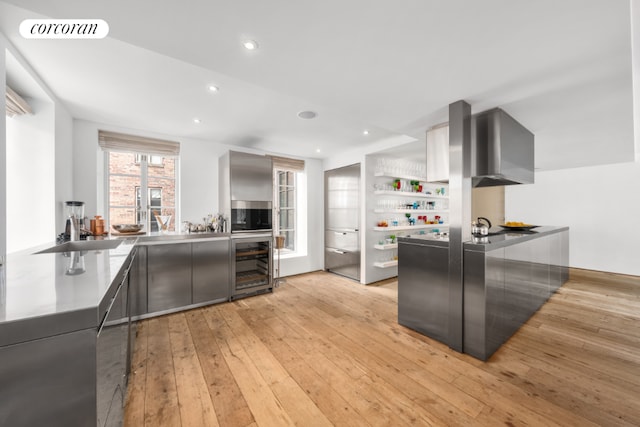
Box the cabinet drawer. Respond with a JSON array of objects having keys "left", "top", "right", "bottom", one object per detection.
[{"left": 325, "top": 230, "right": 359, "bottom": 251}]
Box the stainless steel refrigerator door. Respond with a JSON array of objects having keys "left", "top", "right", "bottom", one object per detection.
[
  {"left": 325, "top": 164, "right": 360, "bottom": 231},
  {"left": 324, "top": 163, "right": 361, "bottom": 281}
]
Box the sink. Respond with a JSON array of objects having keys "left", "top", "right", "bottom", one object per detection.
[{"left": 35, "top": 240, "right": 123, "bottom": 254}]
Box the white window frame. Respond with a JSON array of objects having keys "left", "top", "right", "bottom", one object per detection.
[{"left": 274, "top": 169, "right": 297, "bottom": 254}]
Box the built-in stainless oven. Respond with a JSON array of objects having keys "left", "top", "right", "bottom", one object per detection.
[
  {"left": 230, "top": 233, "right": 273, "bottom": 299},
  {"left": 230, "top": 200, "right": 272, "bottom": 233}
]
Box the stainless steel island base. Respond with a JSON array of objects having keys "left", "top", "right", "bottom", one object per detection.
[{"left": 398, "top": 226, "right": 569, "bottom": 361}]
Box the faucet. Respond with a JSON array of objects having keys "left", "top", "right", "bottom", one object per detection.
[{"left": 69, "top": 215, "right": 80, "bottom": 241}]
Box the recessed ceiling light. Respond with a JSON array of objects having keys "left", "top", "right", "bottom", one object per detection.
[
  {"left": 363, "top": 130, "right": 369, "bottom": 135},
  {"left": 193, "top": 118, "right": 201, "bottom": 124},
  {"left": 297, "top": 111, "right": 317, "bottom": 119},
  {"left": 208, "top": 85, "right": 219, "bottom": 92},
  {"left": 316, "top": 148, "right": 321, "bottom": 153},
  {"left": 243, "top": 40, "right": 258, "bottom": 50}
]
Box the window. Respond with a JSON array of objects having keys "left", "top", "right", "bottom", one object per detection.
[
  {"left": 136, "top": 187, "right": 162, "bottom": 231},
  {"left": 269, "top": 155, "right": 305, "bottom": 255},
  {"left": 275, "top": 170, "right": 296, "bottom": 252},
  {"left": 135, "top": 153, "right": 163, "bottom": 166},
  {"left": 99, "top": 130, "right": 180, "bottom": 233}
]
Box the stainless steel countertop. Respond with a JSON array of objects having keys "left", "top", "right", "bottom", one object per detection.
[
  {"left": 398, "top": 226, "right": 569, "bottom": 251},
  {"left": 131, "top": 231, "right": 231, "bottom": 245},
  {"left": 0, "top": 238, "right": 136, "bottom": 347}
]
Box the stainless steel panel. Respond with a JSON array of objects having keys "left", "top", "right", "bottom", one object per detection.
[
  {"left": 147, "top": 243, "right": 192, "bottom": 313},
  {"left": 325, "top": 230, "right": 359, "bottom": 252},
  {"left": 472, "top": 108, "right": 535, "bottom": 187},
  {"left": 231, "top": 200, "right": 272, "bottom": 209},
  {"left": 229, "top": 151, "right": 273, "bottom": 202},
  {"left": 129, "top": 245, "right": 147, "bottom": 317},
  {"left": 192, "top": 240, "right": 230, "bottom": 303},
  {"left": 0, "top": 328, "right": 96, "bottom": 426},
  {"left": 97, "top": 280, "right": 129, "bottom": 427},
  {"left": 448, "top": 100, "right": 472, "bottom": 352},
  {"left": 398, "top": 241, "right": 449, "bottom": 343},
  {"left": 463, "top": 230, "right": 570, "bottom": 361},
  {"left": 325, "top": 163, "right": 360, "bottom": 231},
  {"left": 325, "top": 248, "right": 360, "bottom": 281},
  {"left": 324, "top": 163, "right": 361, "bottom": 281}
]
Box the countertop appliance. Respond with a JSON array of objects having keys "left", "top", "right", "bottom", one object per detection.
[
  {"left": 426, "top": 108, "right": 534, "bottom": 187},
  {"left": 63, "top": 200, "right": 90, "bottom": 241},
  {"left": 324, "top": 163, "right": 360, "bottom": 281}
]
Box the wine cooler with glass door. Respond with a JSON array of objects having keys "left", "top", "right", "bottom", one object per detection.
[{"left": 231, "top": 234, "right": 273, "bottom": 299}]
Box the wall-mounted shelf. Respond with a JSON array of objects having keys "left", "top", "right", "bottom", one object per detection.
[
  {"left": 373, "top": 260, "right": 398, "bottom": 268},
  {"left": 373, "top": 224, "right": 448, "bottom": 232},
  {"left": 374, "top": 172, "right": 427, "bottom": 182},
  {"left": 374, "top": 208, "right": 448, "bottom": 214},
  {"left": 374, "top": 243, "right": 398, "bottom": 250},
  {"left": 373, "top": 190, "right": 448, "bottom": 199}
]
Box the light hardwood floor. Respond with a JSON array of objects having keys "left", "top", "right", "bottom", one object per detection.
[{"left": 124, "top": 269, "right": 640, "bottom": 426}]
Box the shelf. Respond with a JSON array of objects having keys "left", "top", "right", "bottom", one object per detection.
[
  {"left": 373, "top": 260, "right": 398, "bottom": 268},
  {"left": 373, "top": 190, "right": 448, "bottom": 199},
  {"left": 373, "top": 224, "right": 449, "bottom": 231},
  {"left": 373, "top": 208, "right": 448, "bottom": 214},
  {"left": 374, "top": 172, "right": 427, "bottom": 182},
  {"left": 236, "top": 249, "right": 269, "bottom": 257},
  {"left": 374, "top": 243, "right": 398, "bottom": 250}
]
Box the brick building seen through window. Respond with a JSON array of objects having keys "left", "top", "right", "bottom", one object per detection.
[{"left": 108, "top": 152, "right": 176, "bottom": 232}]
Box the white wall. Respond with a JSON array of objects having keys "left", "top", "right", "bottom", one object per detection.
[
  {"left": 54, "top": 102, "right": 73, "bottom": 234},
  {"left": 2, "top": 34, "right": 73, "bottom": 254},
  {"left": 0, "top": 46, "right": 6, "bottom": 260},
  {"left": 506, "top": 161, "right": 640, "bottom": 276},
  {"left": 6, "top": 98, "right": 55, "bottom": 252}
]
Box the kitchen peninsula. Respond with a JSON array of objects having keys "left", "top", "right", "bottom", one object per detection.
[{"left": 398, "top": 226, "right": 569, "bottom": 360}]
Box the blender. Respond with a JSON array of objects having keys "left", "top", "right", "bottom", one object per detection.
[{"left": 64, "top": 201, "right": 88, "bottom": 241}]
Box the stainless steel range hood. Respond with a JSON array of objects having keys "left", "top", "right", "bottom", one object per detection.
[{"left": 426, "top": 108, "right": 534, "bottom": 187}]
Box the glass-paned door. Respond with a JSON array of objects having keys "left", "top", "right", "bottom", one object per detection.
[
  {"left": 276, "top": 170, "right": 295, "bottom": 251},
  {"left": 108, "top": 152, "right": 177, "bottom": 232}
]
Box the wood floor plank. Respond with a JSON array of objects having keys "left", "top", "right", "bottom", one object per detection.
[
  {"left": 239, "top": 307, "right": 371, "bottom": 427},
  {"left": 215, "top": 304, "right": 335, "bottom": 427},
  {"left": 167, "top": 314, "right": 219, "bottom": 427},
  {"left": 143, "top": 317, "right": 181, "bottom": 427},
  {"left": 185, "top": 309, "right": 256, "bottom": 427},
  {"left": 203, "top": 305, "right": 298, "bottom": 427},
  {"left": 124, "top": 322, "right": 148, "bottom": 427},
  {"left": 125, "top": 269, "right": 640, "bottom": 427}
]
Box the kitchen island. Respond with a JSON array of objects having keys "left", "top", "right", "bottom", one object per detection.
[
  {"left": 398, "top": 226, "right": 569, "bottom": 360},
  {"left": 0, "top": 238, "right": 137, "bottom": 427}
]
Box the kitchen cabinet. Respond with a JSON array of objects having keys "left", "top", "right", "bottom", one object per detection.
[
  {"left": 0, "top": 246, "right": 136, "bottom": 427},
  {"left": 97, "top": 276, "right": 129, "bottom": 427},
  {"left": 463, "top": 228, "right": 569, "bottom": 360},
  {"left": 147, "top": 243, "right": 192, "bottom": 313},
  {"left": 192, "top": 240, "right": 230, "bottom": 303},
  {"left": 135, "top": 237, "right": 232, "bottom": 317}
]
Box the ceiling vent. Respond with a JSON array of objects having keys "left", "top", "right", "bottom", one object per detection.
[{"left": 5, "top": 86, "right": 32, "bottom": 117}]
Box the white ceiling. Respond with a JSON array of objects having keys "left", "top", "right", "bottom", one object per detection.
[{"left": 0, "top": 0, "right": 635, "bottom": 170}]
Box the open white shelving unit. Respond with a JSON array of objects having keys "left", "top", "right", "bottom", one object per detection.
[{"left": 365, "top": 153, "right": 450, "bottom": 278}]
